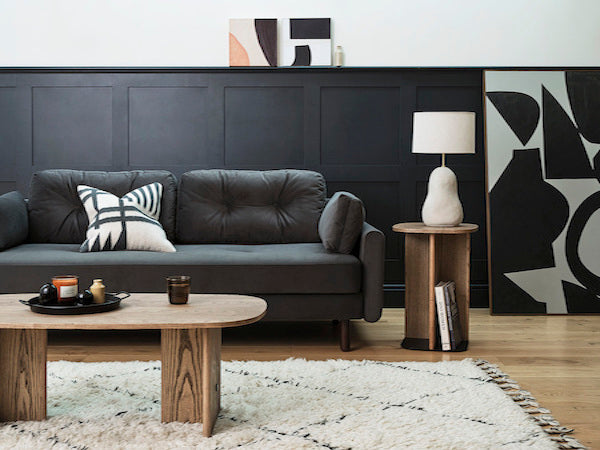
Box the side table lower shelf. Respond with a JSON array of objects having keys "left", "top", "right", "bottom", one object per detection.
[{"left": 401, "top": 338, "right": 468, "bottom": 352}]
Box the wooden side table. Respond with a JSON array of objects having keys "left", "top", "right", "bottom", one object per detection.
[{"left": 392, "top": 222, "right": 478, "bottom": 351}]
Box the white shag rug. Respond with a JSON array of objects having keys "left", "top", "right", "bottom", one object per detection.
[{"left": 0, "top": 359, "right": 581, "bottom": 450}]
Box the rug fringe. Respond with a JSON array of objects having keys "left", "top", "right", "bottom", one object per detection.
[{"left": 473, "top": 359, "right": 588, "bottom": 450}]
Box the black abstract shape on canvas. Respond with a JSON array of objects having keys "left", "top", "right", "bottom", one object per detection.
[
  {"left": 594, "top": 150, "right": 600, "bottom": 182},
  {"left": 566, "top": 71, "right": 600, "bottom": 144},
  {"left": 255, "top": 19, "right": 277, "bottom": 67},
  {"left": 565, "top": 190, "right": 600, "bottom": 297},
  {"left": 292, "top": 45, "right": 311, "bottom": 66},
  {"left": 290, "top": 18, "right": 331, "bottom": 39},
  {"left": 486, "top": 92, "right": 540, "bottom": 146},
  {"left": 490, "top": 148, "right": 569, "bottom": 273},
  {"left": 562, "top": 281, "right": 600, "bottom": 313},
  {"left": 542, "top": 86, "right": 594, "bottom": 179},
  {"left": 492, "top": 274, "right": 546, "bottom": 314}
]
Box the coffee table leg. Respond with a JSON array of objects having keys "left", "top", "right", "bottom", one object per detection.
[
  {"left": 161, "top": 328, "right": 222, "bottom": 436},
  {"left": 161, "top": 329, "right": 203, "bottom": 423},
  {"left": 0, "top": 329, "right": 47, "bottom": 421},
  {"left": 202, "top": 328, "right": 221, "bottom": 437}
]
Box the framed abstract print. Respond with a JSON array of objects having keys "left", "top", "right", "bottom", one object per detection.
[{"left": 485, "top": 70, "right": 600, "bottom": 314}]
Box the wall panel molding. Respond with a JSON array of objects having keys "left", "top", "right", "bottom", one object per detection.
[
  {"left": 320, "top": 86, "right": 402, "bottom": 166},
  {"left": 224, "top": 86, "right": 304, "bottom": 167},
  {"left": 31, "top": 86, "right": 113, "bottom": 168},
  {"left": 0, "top": 87, "right": 18, "bottom": 181},
  {"left": 128, "top": 86, "right": 209, "bottom": 166}
]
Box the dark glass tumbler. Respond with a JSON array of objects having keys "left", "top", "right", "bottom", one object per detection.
[{"left": 167, "top": 276, "right": 191, "bottom": 304}]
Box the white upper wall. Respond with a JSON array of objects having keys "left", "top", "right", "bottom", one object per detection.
[{"left": 2, "top": 0, "right": 599, "bottom": 67}]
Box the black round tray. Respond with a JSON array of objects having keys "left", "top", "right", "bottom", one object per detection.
[{"left": 19, "top": 292, "right": 130, "bottom": 315}]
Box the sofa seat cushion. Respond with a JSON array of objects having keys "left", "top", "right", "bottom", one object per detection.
[{"left": 0, "top": 243, "right": 360, "bottom": 295}]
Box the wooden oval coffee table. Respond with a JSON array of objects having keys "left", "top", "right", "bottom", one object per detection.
[{"left": 0, "top": 293, "right": 267, "bottom": 437}]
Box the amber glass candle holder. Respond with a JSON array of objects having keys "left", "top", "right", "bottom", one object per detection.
[
  {"left": 167, "top": 276, "right": 191, "bottom": 304},
  {"left": 52, "top": 275, "right": 79, "bottom": 305}
]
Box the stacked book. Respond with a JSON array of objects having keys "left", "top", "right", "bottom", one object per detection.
[{"left": 434, "top": 281, "right": 463, "bottom": 351}]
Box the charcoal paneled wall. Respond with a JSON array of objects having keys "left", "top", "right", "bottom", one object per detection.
[{"left": 0, "top": 68, "right": 487, "bottom": 306}]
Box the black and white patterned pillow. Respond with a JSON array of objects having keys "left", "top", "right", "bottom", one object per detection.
[{"left": 77, "top": 183, "right": 176, "bottom": 253}]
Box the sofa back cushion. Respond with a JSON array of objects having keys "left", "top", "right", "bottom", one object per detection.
[
  {"left": 176, "top": 169, "right": 326, "bottom": 244},
  {"left": 28, "top": 170, "right": 177, "bottom": 243},
  {"left": 0, "top": 191, "right": 28, "bottom": 250}
]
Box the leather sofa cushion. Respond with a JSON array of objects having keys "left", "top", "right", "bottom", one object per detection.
[
  {"left": 177, "top": 169, "right": 326, "bottom": 244},
  {"left": 28, "top": 170, "right": 177, "bottom": 243},
  {"left": 0, "top": 243, "right": 360, "bottom": 294}
]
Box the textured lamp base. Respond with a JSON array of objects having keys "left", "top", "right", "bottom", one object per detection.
[{"left": 422, "top": 166, "right": 464, "bottom": 227}]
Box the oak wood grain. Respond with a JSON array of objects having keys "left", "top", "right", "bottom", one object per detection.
[
  {"left": 428, "top": 234, "right": 436, "bottom": 349},
  {"left": 0, "top": 294, "right": 266, "bottom": 329},
  {"left": 202, "top": 328, "right": 221, "bottom": 437},
  {"left": 161, "top": 328, "right": 203, "bottom": 423},
  {"left": 437, "top": 233, "right": 470, "bottom": 341},
  {"left": 404, "top": 234, "right": 431, "bottom": 341},
  {"left": 0, "top": 329, "right": 47, "bottom": 421},
  {"left": 393, "top": 222, "right": 478, "bottom": 234}
]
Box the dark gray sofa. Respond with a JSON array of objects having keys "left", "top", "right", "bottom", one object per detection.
[{"left": 0, "top": 169, "right": 385, "bottom": 350}]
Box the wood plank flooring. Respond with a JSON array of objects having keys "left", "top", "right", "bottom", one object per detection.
[{"left": 47, "top": 309, "right": 600, "bottom": 448}]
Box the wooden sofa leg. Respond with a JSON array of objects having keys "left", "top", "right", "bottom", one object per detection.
[{"left": 340, "top": 320, "right": 350, "bottom": 352}]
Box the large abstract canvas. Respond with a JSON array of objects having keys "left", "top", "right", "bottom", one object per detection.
[
  {"left": 281, "top": 18, "right": 331, "bottom": 66},
  {"left": 485, "top": 70, "right": 600, "bottom": 314},
  {"left": 229, "top": 19, "right": 277, "bottom": 67}
]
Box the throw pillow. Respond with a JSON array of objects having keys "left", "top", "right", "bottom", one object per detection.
[
  {"left": 318, "top": 191, "right": 365, "bottom": 254},
  {"left": 77, "top": 183, "right": 176, "bottom": 253}
]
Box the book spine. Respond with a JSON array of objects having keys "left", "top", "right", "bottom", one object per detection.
[
  {"left": 435, "top": 284, "right": 450, "bottom": 351},
  {"left": 444, "top": 283, "right": 456, "bottom": 350},
  {"left": 448, "top": 282, "right": 462, "bottom": 349}
]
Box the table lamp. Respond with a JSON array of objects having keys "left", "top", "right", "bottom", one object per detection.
[{"left": 412, "top": 111, "right": 475, "bottom": 227}]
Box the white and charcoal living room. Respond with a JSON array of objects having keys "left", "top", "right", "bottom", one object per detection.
[{"left": 0, "top": 1, "right": 598, "bottom": 449}]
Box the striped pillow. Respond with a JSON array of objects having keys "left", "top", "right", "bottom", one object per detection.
[
  {"left": 77, "top": 183, "right": 176, "bottom": 253},
  {"left": 121, "top": 182, "right": 163, "bottom": 220}
]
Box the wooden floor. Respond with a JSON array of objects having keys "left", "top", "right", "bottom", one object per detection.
[{"left": 47, "top": 308, "right": 600, "bottom": 449}]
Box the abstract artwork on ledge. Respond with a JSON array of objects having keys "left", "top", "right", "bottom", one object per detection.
[
  {"left": 281, "top": 18, "right": 331, "bottom": 66},
  {"left": 229, "top": 19, "right": 277, "bottom": 67},
  {"left": 485, "top": 70, "right": 600, "bottom": 314}
]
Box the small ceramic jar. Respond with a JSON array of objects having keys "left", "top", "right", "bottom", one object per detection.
[{"left": 90, "top": 279, "right": 106, "bottom": 304}]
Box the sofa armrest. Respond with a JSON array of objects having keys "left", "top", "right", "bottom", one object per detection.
[
  {"left": 358, "top": 222, "right": 385, "bottom": 322},
  {"left": 0, "top": 191, "right": 29, "bottom": 251}
]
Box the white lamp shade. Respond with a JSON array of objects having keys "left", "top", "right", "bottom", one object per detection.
[{"left": 412, "top": 111, "right": 476, "bottom": 154}]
